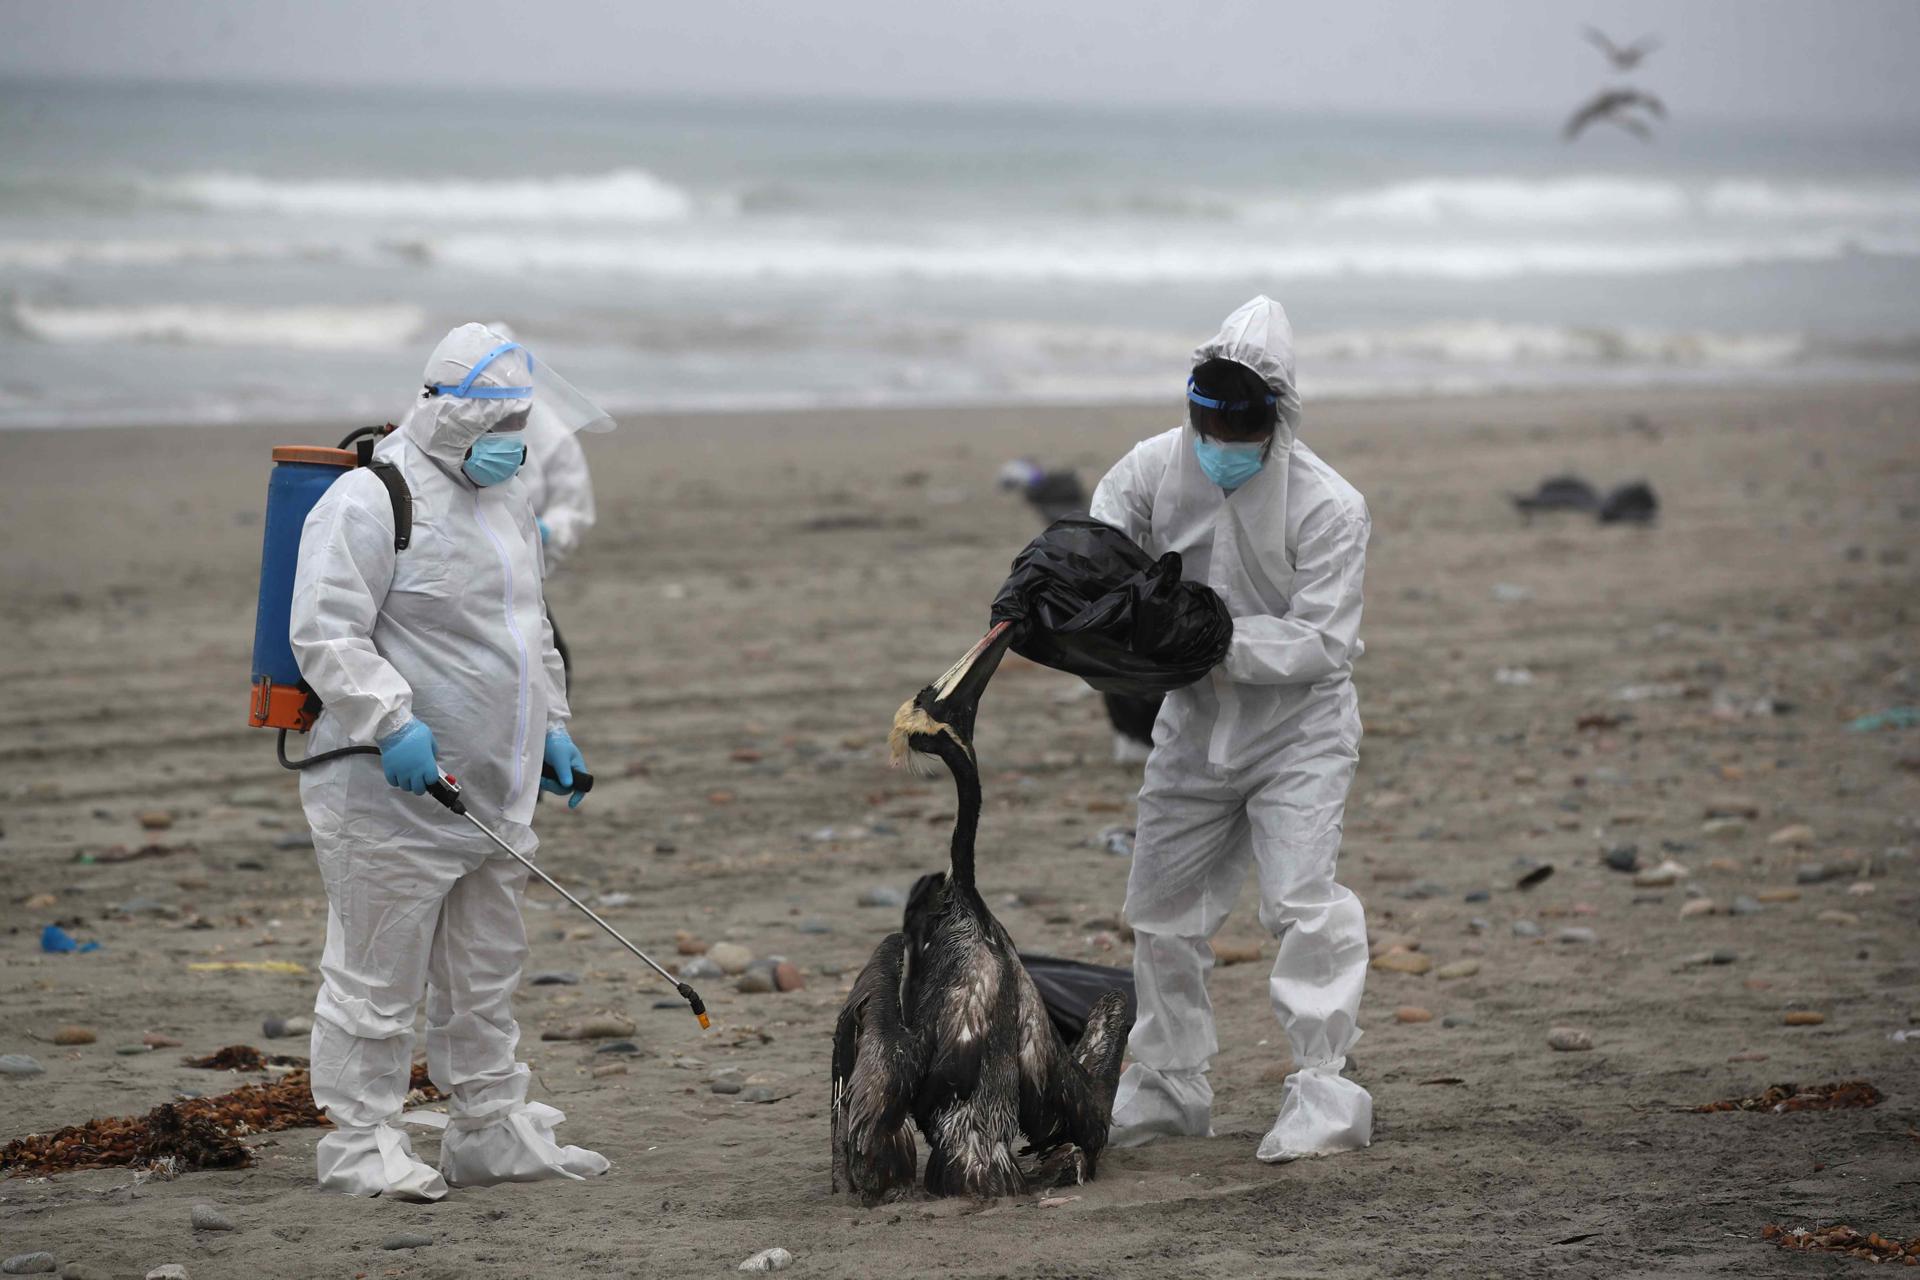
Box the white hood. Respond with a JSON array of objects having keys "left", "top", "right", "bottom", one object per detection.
[{"left": 401, "top": 323, "right": 533, "bottom": 465}]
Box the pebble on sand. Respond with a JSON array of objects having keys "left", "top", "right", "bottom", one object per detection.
[
  {"left": 1701, "top": 818, "right": 1747, "bottom": 841},
  {"left": 1556, "top": 927, "right": 1597, "bottom": 945},
  {"left": 1730, "top": 895, "right": 1763, "bottom": 916},
  {"left": 1679, "top": 899, "right": 1717, "bottom": 919},
  {"left": 2, "top": 1254, "right": 58, "bottom": 1275},
  {"left": 141, "top": 1032, "right": 183, "bottom": 1048},
  {"left": 542, "top": 1014, "right": 637, "bottom": 1041},
  {"left": 261, "top": 1015, "right": 312, "bottom": 1040},
  {"left": 1632, "top": 860, "right": 1689, "bottom": 888},
  {"left": 1755, "top": 888, "right": 1801, "bottom": 904},
  {"left": 591, "top": 1064, "right": 628, "bottom": 1079},
  {"left": 1814, "top": 909, "right": 1860, "bottom": 927},
  {"left": 1846, "top": 881, "right": 1877, "bottom": 897},
  {"left": 1395, "top": 1006, "right": 1433, "bottom": 1023},
  {"left": 736, "top": 967, "right": 775, "bottom": 995},
  {"left": 678, "top": 956, "right": 723, "bottom": 980},
  {"left": 1511, "top": 920, "right": 1543, "bottom": 939},
  {"left": 1435, "top": 959, "right": 1481, "bottom": 980},
  {"left": 675, "top": 931, "right": 709, "bottom": 956},
  {"left": 711, "top": 1078, "right": 743, "bottom": 1095},
  {"left": 138, "top": 810, "right": 175, "bottom": 831},
  {"left": 772, "top": 961, "right": 805, "bottom": 992},
  {"left": 530, "top": 971, "right": 581, "bottom": 986},
  {"left": 738, "top": 1248, "right": 793, "bottom": 1273},
  {"left": 381, "top": 1233, "right": 433, "bottom": 1251},
  {"left": 50, "top": 1026, "right": 95, "bottom": 1046},
  {"left": 708, "top": 942, "right": 755, "bottom": 975},
  {"left": 1371, "top": 949, "right": 1432, "bottom": 975},
  {"left": 857, "top": 886, "right": 905, "bottom": 908},
  {"left": 0, "top": 1055, "right": 46, "bottom": 1077},
  {"left": 144, "top": 1268, "right": 189, "bottom": 1280},
  {"left": 188, "top": 1205, "right": 232, "bottom": 1233},
  {"left": 1547, "top": 1027, "right": 1594, "bottom": 1052},
  {"left": 1767, "top": 823, "right": 1816, "bottom": 847},
  {"left": 1727, "top": 1050, "right": 1769, "bottom": 1063},
  {"left": 1783, "top": 1011, "right": 1826, "bottom": 1026}
]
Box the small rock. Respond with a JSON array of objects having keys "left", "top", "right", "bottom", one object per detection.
[
  {"left": 1846, "top": 881, "right": 1876, "bottom": 897},
  {"left": 23, "top": 893, "right": 56, "bottom": 910},
  {"left": 1727, "top": 1049, "right": 1769, "bottom": 1063},
  {"left": 1038, "top": 1195, "right": 1082, "bottom": 1208},
  {"left": 381, "top": 1233, "right": 432, "bottom": 1250},
  {"left": 738, "top": 1248, "right": 793, "bottom": 1273},
  {"left": 542, "top": 1014, "right": 637, "bottom": 1041},
  {"left": 1602, "top": 844, "right": 1640, "bottom": 873},
  {"left": 1633, "top": 859, "right": 1689, "bottom": 888},
  {"left": 1370, "top": 949, "right": 1432, "bottom": 975},
  {"left": 857, "top": 886, "right": 905, "bottom": 908},
  {"left": 1767, "top": 823, "right": 1816, "bottom": 847},
  {"left": 138, "top": 810, "right": 174, "bottom": 831},
  {"left": 740, "top": 1085, "right": 784, "bottom": 1103},
  {"left": 1783, "top": 1011, "right": 1826, "bottom": 1026},
  {"left": 1794, "top": 864, "right": 1831, "bottom": 885},
  {"left": 1711, "top": 948, "right": 1737, "bottom": 965},
  {"left": 1730, "top": 895, "right": 1763, "bottom": 916},
  {"left": 1679, "top": 899, "right": 1717, "bottom": 919},
  {"left": 116, "top": 1044, "right": 153, "bottom": 1056},
  {"left": 1815, "top": 909, "right": 1860, "bottom": 927},
  {"left": 261, "top": 1015, "right": 312, "bottom": 1040},
  {"left": 796, "top": 919, "right": 832, "bottom": 935},
  {"left": 708, "top": 942, "right": 755, "bottom": 975},
  {"left": 1547, "top": 1026, "right": 1593, "bottom": 1052},
  {"left": 145, "top": 1269, "right": 189, "bottom": 1280},
  {"left": 2, "top": 1254, "right": 57, "bottom": 1275},
  {"left": 711, "top": 1079, "right": 743, "bottom": 1095},
  {"left": 51, "top": 1026, "right": 95, "bottom": 1046},
  {"left": 591, "top": 1063, "right": 628, "bottom": 1079},
  {"left": 189, "top": 1205, "right": 232, "bottom": 1233},
  {"left": 1463, "top": 889, "right": 1490, "bottom": 903},
  {"left": 61, "top": 1264, "right": 103, "bottom": 1280},
  {"left": 675, "top": 932, "right": 709, "bottom": 956},
  {"left": 595, "top": 1040, "right": 642, "bottom": 1055},
  {"left": 1511, "top": 920, "right": 1543, "bottom": 939},
  {"left": 1701, "top": 818, "right": 1747, "bottom": 841},
  {"left": 1704, "top": 857, "right": 1742, "bottom": 874},
  {"left": 736, "top": 968, "right": 775, "bottom": 995},
  {"left": 531, "top": 971, "right": 581, "bottom": 986},
  {"left": 1395, "top": 1006, "right": 1433, "bottom": 1023},
  {"left": 1441, "top": 1014, "right": 1475, "bottom": 1029},
  {"left": 0, "top": 1055, "right": 45, "bottom": 1077},
  {"left": 270, "top": 830, "right": 313, "bottom": 851},
  {"left": 1435, "top": 959, "right": 1481, "bottom": 980},
  {"left": 678, "top": 956, "right": 723, "bottom": 980},
  {"left": 1467, "top": 917, "right": 1491, "bottom": 933},
  {"left": 1213, "top": 942, "right": 1263, "bottom": 967},
  {"left": 1556, "top": 927, "right": 1597, "bottom": 945},
  {"left": 1755, "top": 887, "right": 1801, "bottom": 904},
  {"left": 772, "top": 961, "right": 805, "bottom": 992}
]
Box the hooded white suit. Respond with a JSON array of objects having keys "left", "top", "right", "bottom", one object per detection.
[
  {"left": 1089, "top": 296, "right": 1372, "bottom": 1163},
  {"left": 291, "top": 323, "right": 606, "bottom": 1198}
]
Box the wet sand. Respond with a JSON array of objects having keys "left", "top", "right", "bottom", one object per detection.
[{"left": 2, "top": 382, "right": 1917, "bottom": 1278}]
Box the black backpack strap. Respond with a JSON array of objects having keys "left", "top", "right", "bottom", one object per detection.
[{"left": 352, "top": 437, "right": 412, "bottom": 551}]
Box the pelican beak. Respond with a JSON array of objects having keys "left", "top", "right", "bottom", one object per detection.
[{"left": 889, "top": 620, "right": 1017, "bottom": 768}]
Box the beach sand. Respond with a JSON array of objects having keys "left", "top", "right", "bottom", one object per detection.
[{"left": 2, "top": 382, "right": 1917, "bottom": 1277}]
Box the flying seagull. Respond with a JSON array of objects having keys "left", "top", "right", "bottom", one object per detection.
[
  {"left": 1583, "top": 26, "right": 1661, "bottom": 71},
  {"left": 1563, "top": 89, "right": 1668, "bottom": 142}
]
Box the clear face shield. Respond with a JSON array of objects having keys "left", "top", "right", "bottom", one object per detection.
[{"left": 429, "top": 340, "right": 615, "bottom": 437}]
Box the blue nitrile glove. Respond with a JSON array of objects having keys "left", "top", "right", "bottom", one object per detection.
[
  {"left": 378, "top": 718, "right": 441, "bottom": 796},
  {"left": 541, "top": 727, "right": 588, "bottom": 808},
  {"left": 537, "top": 518, "right": 551, "bottom": 545}
]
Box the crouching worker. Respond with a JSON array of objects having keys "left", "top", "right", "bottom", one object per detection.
[
  {"left": 290, "top": 323, "right": 614, "bottom": 1199},
  {"left": 1091, "top": 296, "right": 1373, "bottom": 1164}
]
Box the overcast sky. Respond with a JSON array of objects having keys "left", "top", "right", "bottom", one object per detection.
[{"left": 4, "top": 0, "right": 1918, "bottom": 127}]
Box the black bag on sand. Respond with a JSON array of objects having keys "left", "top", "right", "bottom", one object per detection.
[
  {"left": 1018, "top": 953, "right": 1137, "bottom": 1043},
  {"left": 990, "top": 517, "right": 1233, "bottom": 699}
]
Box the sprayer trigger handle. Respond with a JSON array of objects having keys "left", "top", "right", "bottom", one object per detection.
[{"left": 427, "top": 774, "right": 466, "bottom": 815}]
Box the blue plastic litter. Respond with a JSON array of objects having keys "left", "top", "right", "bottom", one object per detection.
[{"left": 41, "top": 924, "right": 101, "bottom": 954}]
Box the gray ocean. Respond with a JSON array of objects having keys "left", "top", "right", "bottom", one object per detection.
[{"left": 4, "top": 79, "right": 1919, "bottom": 428}]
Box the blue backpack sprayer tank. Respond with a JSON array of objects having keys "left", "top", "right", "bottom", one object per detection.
[{"left": 245, "top": 424, "right": 708, "bottom": 1029}]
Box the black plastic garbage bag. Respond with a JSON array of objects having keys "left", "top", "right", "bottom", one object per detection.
[
  {"left": 1018, "top": 953, "right": 1137, "bottom": 1043},
  {"left": 990, "top": 517, "right": 1233, "bottom": 699}
]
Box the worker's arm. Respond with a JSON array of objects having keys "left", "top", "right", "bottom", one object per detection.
[
  {"left": 536, "top": 431, "right": 595, "bottom": 566},
  {"left": 1089, "top": 443, "right": 1156, "bottom": 546},
  {"left": 289, "top": 477, "right": 411, "bottom": 743},
  {"left": 1222, "top": 506, "right": 1369, "bottom": 686},
  {"left": 537, "top": 605, "right": 570, "bottom": 731}
]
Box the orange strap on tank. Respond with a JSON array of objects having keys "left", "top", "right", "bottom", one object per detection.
[{"left": 250, "top": 677, "right": 317, "bottom": 731}]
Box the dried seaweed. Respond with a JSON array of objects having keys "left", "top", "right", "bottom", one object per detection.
[
  {"left": 183, "top": 1044, "right": 308, "bottom": 1071},
  {"left": 1, "top": 1064, "right": 438, "bottom": 1178},
  {"left": 1764, "top": 1224, "right": 1920, "bottom": 1263},
  {"left": 1696, "top": 1080, "right": 1882, "bottom": 1113}
]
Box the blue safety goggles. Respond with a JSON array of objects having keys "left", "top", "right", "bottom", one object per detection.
[
  {"left": 426, "top": 341, "right": 534, "bottom": 400},
  {"left": 1186, "top": 376, "right": 1278, "bottom": 412}
]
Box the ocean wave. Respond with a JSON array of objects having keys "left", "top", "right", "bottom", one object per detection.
[
  {"left": 425, "top": 228, "right": 1920, "bottom": 284},
  {"left": 145, "top": 168, "right": 704, "bottom": 223},
  {"left": 1297, "top": 321, "right": 1806, "bottom": 367},
  {"left": 12, "top": 301, "right": 424, "bottom": 351},
  {"left": 0, "top": 237, "right": 352, "bottom": 271}
]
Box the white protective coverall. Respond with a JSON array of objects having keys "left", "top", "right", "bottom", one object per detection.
[
  {"left": 485, "top": 323, "right": 595, "bottom": 574},
  {"left": 291, "top": 324, "right": 607, "bottom": 1198},
  {"left": 1089, "top": 296, "right": 1373, "bottom": 1163}
]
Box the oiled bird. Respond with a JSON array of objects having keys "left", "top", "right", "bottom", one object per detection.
[{"left": 1563, "top": 89, "right": 1668, "bottom": 142}]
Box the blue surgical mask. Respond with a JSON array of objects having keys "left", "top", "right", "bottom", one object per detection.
[
  {"left": 462, "top": 433, "right": 527, "bottom": 487},
  {"left": 1193, "top": 435, "right": 1266, "bottom": 491}
]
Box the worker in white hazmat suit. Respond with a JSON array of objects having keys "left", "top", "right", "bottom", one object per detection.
[
  {"left": 1089, "top": 296, "right": 1373, "bottom": 1164},
  {"left": 291, "top": 322, "right": 615, "bottom": 1199},
  {"left": 485, "top": 322, "right": 596, "bottom": 574}
]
